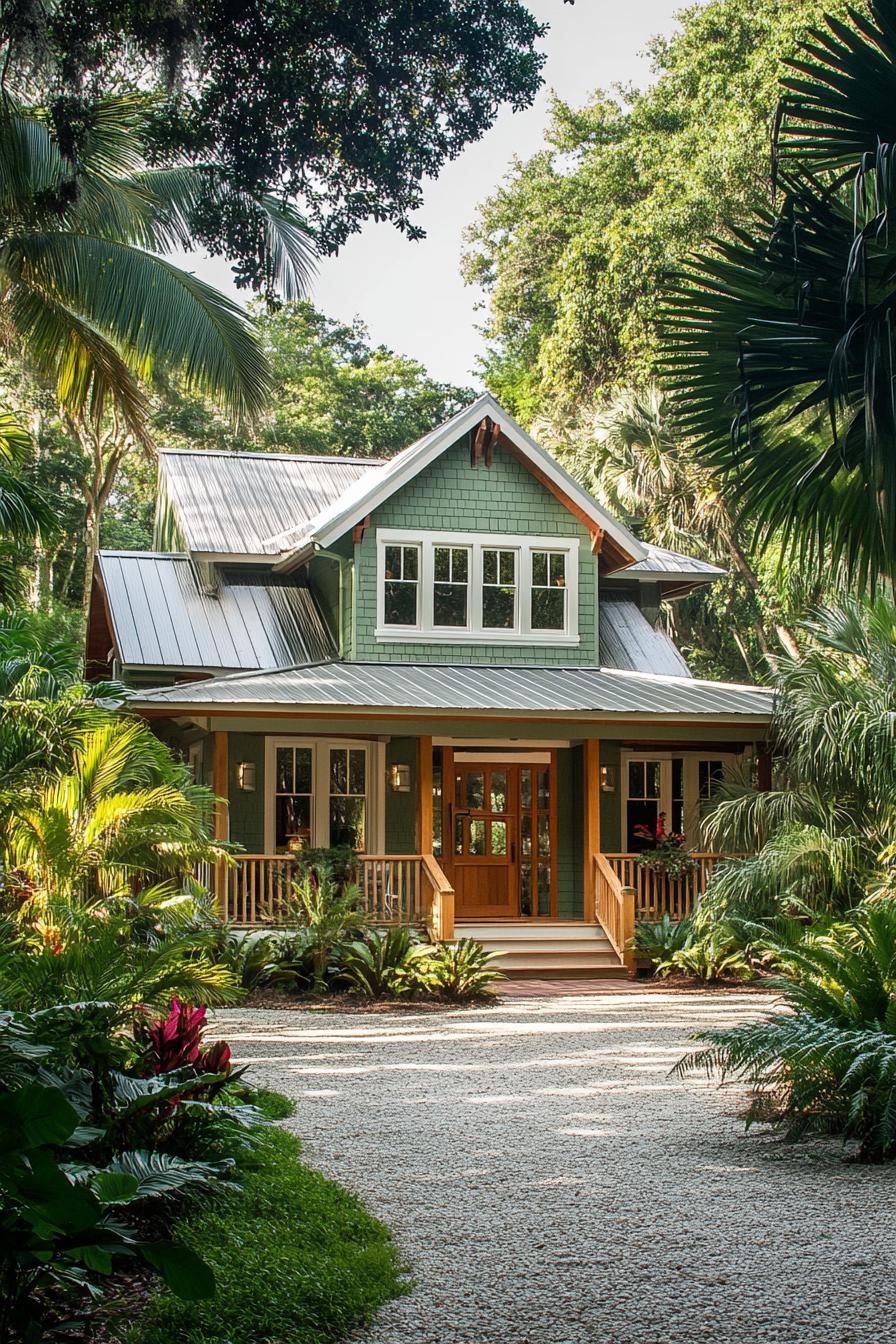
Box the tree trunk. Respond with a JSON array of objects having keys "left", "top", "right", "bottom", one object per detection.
[{"left": 720, "top": 526, "right": 802, "bottom": 660}]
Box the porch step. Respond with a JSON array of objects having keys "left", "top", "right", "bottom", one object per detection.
[{"left": 454, "top": 920, "right": 627, "bottom": 979}]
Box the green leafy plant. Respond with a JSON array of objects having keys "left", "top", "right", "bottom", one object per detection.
[
  {"left": 0, "top": 1082, "right": 216, "bottom": 1343},
  {"left": 653, "top": 925, "right": 751, "bottom": 982},
  {"left": 425, "top": 939, "right": 503, "bottom": 1001},
  {"left": 633, "top": 914, "right": 693, "bottom": 965},
  {"left": 285, "top": 872, "right": 366, "bottom": 993},
  {"left": 678, "top": 902, "right": 896, "bottom": 1159},
  {"left": 340, "top": 927, "right": 432, "bottom": 999}
]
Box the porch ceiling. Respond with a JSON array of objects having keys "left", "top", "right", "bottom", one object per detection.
[{"left": 126, "top": 659, "right": 774, "bottom": 723}]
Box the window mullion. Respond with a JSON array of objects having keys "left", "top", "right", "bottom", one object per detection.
[
  {"left": 521, "top": 547, "right": 532, "bottom": 636},
  {"left": 472, "top": 544, "right": 483, "bottom": 632}
]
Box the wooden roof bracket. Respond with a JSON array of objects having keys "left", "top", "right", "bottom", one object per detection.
[
  {"left": 472, "top": 416, "right": 501, "bottom": 467},
  {"left": 590, "top": 526, "right": 604, "bottom": 556},
  {"left": 352, "top": 515, "right": 371, "bottom": 544}
]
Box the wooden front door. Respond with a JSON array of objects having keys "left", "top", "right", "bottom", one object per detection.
[{"left": 446, "top": 756, "right": 557, "bottom": 919}]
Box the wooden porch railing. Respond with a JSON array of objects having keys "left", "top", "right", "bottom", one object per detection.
[
  {"left": 215, "top": 853, "right": 454, "bottom": 935},
  {"left": 592, "top": 852, "right": 635, "bottom": 966},
  {"left": 602, "top": 853, "right": 733, "bottom": 923}
]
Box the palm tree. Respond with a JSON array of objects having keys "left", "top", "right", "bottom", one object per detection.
[
  {"left": 0, "top": 411, "right": 52, "bottom": 600},
  {"left": 699, "top": 594, "right": 896, "bottom": 921},
  {"left": 550, "top": 387, "right": 802, "bottom": 660},
  {"left": 2, "top": 717, "right": 228, "bottom": 910},
  {"left": 660, "top": 1, "right": 896, "bottom": 591},
  {"left": 0, "top": 91, "right": 316, "bottom": 618}
]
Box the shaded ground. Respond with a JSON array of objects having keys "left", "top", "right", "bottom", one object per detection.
[{"left": 218, "top": 990, "right": 896, "bottom": 1344}]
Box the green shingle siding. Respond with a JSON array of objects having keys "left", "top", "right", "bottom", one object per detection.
[
  {"left": 556, "top": 747, "right": 583, "bottom": 918},
  {"left": 351, "top": 436, "right": 599, "bottom": 664},
  {"left": 385, "top": 738, "right": 417, "bottom": 853},
  {"left": 227, "top": 733, "right": 266, "bottom": 852}
]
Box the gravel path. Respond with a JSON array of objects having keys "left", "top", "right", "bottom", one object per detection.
[{"left": 217, "top": 991, "right": 896, "bottom": 1344}]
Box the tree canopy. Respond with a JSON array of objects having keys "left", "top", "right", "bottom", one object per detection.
[
  {"left": 7, "top": 0, "right": 546, "bottom": 276},
  {"left": 463, "top": 0, "right": 854, "bottom": 421}
]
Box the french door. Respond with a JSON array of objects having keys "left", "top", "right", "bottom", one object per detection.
[
  {"left": 623, "top": 756, "right": 684, "bottom": 851},
  {"left": 622, "top": 753, "right": 733, "bottom": 850},
  {"left": 443, "top": 753, "right": 556, "bottom": 918}
]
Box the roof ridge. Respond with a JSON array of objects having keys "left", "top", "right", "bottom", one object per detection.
[{"left": 158, "top": 447, "right": 388, "bottom": 466}]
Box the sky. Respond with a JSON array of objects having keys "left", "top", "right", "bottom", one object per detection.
[{"left": 181, "top": 1, "right": 685, "bottom": 389}]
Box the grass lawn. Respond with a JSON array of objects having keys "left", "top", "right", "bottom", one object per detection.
[{"left": 127, "top": 1092, "right": 406, "bottom": 1344}]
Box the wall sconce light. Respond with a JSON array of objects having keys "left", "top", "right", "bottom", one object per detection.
[
  {"left": 237, "top": 761, "right": 256, "bottom": 792},
  {"left": 600, "top": 764, "right": 616, "bottom": 793},
  {"left": 388, "top": 762, "right": 411, "bottom": 792}
]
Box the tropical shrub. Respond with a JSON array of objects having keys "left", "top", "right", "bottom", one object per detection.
[
  {"left": 654, "top": 926, "right": 752, "bottom": 983},
  {"left": 425, "top": 938, "right": 503, "bottom": 1001},
  {"left": 678, "top": 902, "right": 896, "bottom": 1159},
  {"left": 0, "top": 900, "right": 240, "bottom": 1020},
  {"left": 633, "top": 914, "right": 693, "bottom": 966},
  {"left": 340, "top": 926, "right": 433, "bottom": 999},
  {"left": 0, "top": 1005, "right": 239, "bottom": 1342},
  {"left": 285, "top": 872, "right": 367, "bottom": 992},
  {"left": 699, "top": 596, "right": 896, "bottom": 923}
]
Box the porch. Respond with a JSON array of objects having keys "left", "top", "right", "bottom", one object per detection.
[{"left": 199, "top": 727, "right": 748, "bottom": 974}]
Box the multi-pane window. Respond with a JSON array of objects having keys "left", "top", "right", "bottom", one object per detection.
[
  {"left": 383, "top": 544, "right": 419, "bottom": 626},
  {"left": 433, "top": 546, "right": 469, "bottom": 627},
  {"left": 329, "top": 748, "right": 366, "bottom": 849},
  {"left": 482, "top": 548, "right": 516, "bottom": 629},
  {"left": 274, "top": 745, "right": 313, "bottom": 852},
  {"left": 377, "top": 532, "right": 578, "bottom": 642},
  {"left": 699, "top": 759, "right": 725, "bottom": 801},
  {"left": 530, "top": 550, "right": 567, "bottom": 630}
]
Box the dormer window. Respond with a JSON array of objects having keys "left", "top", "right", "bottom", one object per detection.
[
  {"left": 482, "top": 548, "right": 516, "bottom": 629},
  {"left": 433, "top": 545, "right": 469, "bottom": 627},
  {"left": 383, "top": 543, "right": 420, "bottom": 627},
  {"left": 376, "top": 529, "right": 579, "bottom": 645},
  {"left": 531, "top": 550, "right": 567, "bottom": 631}
]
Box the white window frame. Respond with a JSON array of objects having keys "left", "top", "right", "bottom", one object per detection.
[
  {"left": 620, "top": 750, "right": 737, "bottom": 850},
  {"left": 375, "top": 528, "right": 580, "bottom": 645},
  {"left": 264, "top": 737, "right": 384, "bottom": 854}
]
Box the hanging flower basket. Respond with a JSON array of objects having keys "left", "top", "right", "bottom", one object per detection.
[{"left": 634, "top": 813, "right": 697, "bottom": 880}]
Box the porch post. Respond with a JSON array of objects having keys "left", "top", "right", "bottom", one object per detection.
[
  {"left": 416, "top": 735, "right": 433, "bottom": 854},
  {"left": 583, "top": 738, "right": 601, "bottom": 922},
  {"left": 757, "top": 748, "right": 773, "bottom": 791},
  {"left": 212, "top": 730, "right": 229, "bottom": 918}
]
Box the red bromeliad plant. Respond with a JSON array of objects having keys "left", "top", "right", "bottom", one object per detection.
[{"left": 634, "top": 813, "right": 696, "bottom": 880}]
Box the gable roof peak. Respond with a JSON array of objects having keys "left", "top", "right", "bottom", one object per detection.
[{"left": 272, "top": 392, "right": 649, "bottom": 570}]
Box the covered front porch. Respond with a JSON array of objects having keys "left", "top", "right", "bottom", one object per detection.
[{"left": 193, "top": 726, "right": 760, "bottom": 973}]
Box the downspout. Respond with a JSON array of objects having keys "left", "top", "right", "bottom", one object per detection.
[{"left": 312, "top": 545, "right": 353, "bottom": 660}]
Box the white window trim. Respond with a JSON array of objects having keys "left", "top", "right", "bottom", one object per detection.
[
  {"left": 263, "top": 737, "right": 384, "bottom": 854},
  {"left": 620, "top": 750, "right": 737, "bottom": 849},
  {"left": 375, "top": 528, "right": 580, "bottom": 646}
]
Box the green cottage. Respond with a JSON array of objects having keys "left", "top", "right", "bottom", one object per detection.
[{"left": 87, "top": 394, "right": 773, "bottom": 975}]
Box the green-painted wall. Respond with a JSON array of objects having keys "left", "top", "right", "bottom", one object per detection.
[
  {"left": 227, "top": 733, "right": 265, "bottom": 852},
  {"left": 385, "top": 738, "right": 417, "bottom": 853},
  {"left": 599, "top": 740, "right": 622, "bottom": 852},
  {"left": 351, "top": 434, "right": 599, "bottom": 664},
  {"left": 556, "top": 746, "right": 583, "bottom": 918}
]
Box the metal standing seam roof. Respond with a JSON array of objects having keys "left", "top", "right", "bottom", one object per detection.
[
  {"left": 130, "top": 660, "right": 774, "bottom": 720},
  {"left": 614, "top": 544, "right": 726, "bottom": 579},
  {"left": 97, "top": 552, "right": 335, "bottom": 671},
  {"left": 157, "top": 449, "right": 383, "bottom": 556},
  {"left": 599, "top": 597, "right": 692, "bottom": 679}
]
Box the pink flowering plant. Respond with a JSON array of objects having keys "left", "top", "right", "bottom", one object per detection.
[{"left": 634, "top": 813, "right": 697, "bottom": 880}]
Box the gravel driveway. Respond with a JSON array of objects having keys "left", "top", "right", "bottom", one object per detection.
[{"left": 217, "top": 990, "right": 896, "bottom": 1344}]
